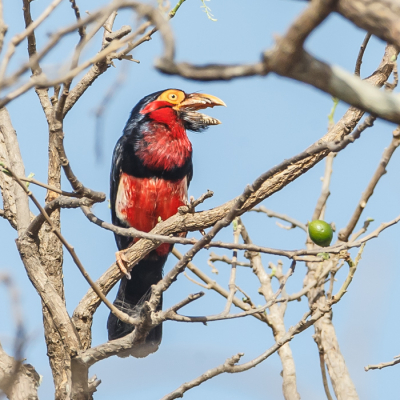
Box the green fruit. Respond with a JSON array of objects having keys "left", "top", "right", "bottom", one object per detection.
[{"left": 308, "top": 220, "right": 333, "bottom": 247}]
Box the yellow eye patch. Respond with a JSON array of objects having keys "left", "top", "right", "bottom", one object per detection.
[{"left": 157, "top": 89, "right": 185, "bottom": 105}]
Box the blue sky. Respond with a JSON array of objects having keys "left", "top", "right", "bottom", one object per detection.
[{"left": 1, "top": 0, "right": 400, "bottom": 399}]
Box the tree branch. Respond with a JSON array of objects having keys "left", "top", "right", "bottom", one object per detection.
[
  {"left": 0, "top": 343, "right": 40, "bottom": 400},
  {"left": 338, "top": 126, "right": 400, "bottom": 241},
  {"left": 252, "top": 205, "right": 307, "bottom": 232},
  {"left": 161, "top": 308, "right": 328, "bottom": 400}
]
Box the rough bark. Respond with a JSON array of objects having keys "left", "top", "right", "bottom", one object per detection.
[
  {"left": 0, "top": 343, "right": 40, "bottom": 400},
  {"left": 37, "top": 121, "right": 69, "bottom": 399},
  {"left": 335, "top": 0, "right": 400, "bottom": 49}
]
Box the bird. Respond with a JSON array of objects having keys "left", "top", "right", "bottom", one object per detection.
[{"left": 107, "top": 88, "right": 225, "bottom": 357}]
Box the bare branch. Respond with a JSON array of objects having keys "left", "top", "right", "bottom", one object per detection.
[
  {"left": 75, "top": 302, "right": 155, "bottom": 364},
  {"left": 28, "top": 196, "right": 94, "bottom": 237},
  {"left": 0, "top": 108, "right": 30, "bottom": 234},
  {"left": 365, "top": 357, "right": 400, "bottom": 372},
  {"left": 315, "top": 337, "right": 334, "bottom": 400},
  {"left": 105, "top": 25, "right": 132, "bottom": 42},
  {"left": 0, "top": 343, "right": 40, "bottom": 400},
  {"left": 219, "top": 220, "right": 240, "bottom": 316},
  {"left": 165, "top": 292, "right": 205, "bottom": 314},
  {"left": 208, "top": 252, "right": 251, "bottom": 267},
  {"left": 331, "top": 245, "right": 365, "bottom": 304},
  {"left": 172, "top": 248, "right": 267, "bottom": 323},
  {"left": 0, "top": 0, "right": 63, "bottom": 81},
  {"left": 178, "top": 189, "right": 213, "bottom": 214},
  {"left": 241, "top": 219, "right": 301, "bottom": 400},
  {"left": 354, "top": 33, "right": 371, "bottom": 77},
  {"left": 56, "top": 132, "right": 106, "bottom": 202},
  {"left": 252, "top": 205, "right": 307, "bottom": 232},
  {"left": 69, "top": 0, "right": 86, "bottom": 40},
  {"left": 335, "top": 0, "right": 400, "bottom": 48},
  {"left": 0, "top": 0, "right": 7, "bottom": 55},
  {"left": 312, "top": 152, "right": 335, "bottom": 221},
  {"left": 349, "top": 218, "right": 374, "bottom": 242},
  {"left": 161, "top": 308, "right": 328, "bottom": 400},
  {"left": 19, "top": 176, "right": 77, "bottom": 197},
  {"left": 183, "top": 271, "right": 210, "bottom": 289},
  {"left": 338, "top": 126, "right": 400, "bottom": 241},
  {"left": 163, "top": 260, "right": 296, "bottom": 324}
]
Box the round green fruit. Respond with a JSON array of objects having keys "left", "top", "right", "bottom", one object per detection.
[{"left": 308, "top": 220, "right": 333, "bottom": 247}]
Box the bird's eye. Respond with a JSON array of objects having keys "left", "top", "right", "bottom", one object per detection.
[{"left": 157, "top": 90, "right": 184, "bottom": 104}]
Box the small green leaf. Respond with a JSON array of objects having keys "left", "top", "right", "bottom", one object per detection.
[
  {"left": 232, "top": 219, "right": 238, "bottom": 231},
  {"left": 327, "top": 97, "right": 339, "bottom": 126},
  {"left": 25, "top": 172, "right": 35, "bottom": 189},
  {"left": 1, "top": 168, "right": 11, "bottom": 176},
  {"left": 317, "top": 252, "right": 330, "bottom": 260}
]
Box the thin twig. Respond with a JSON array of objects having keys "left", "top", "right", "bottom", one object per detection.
[
  {"left": 69, "top": 0, "right": 86, "bottom": 40},
  {"left": 0, "top": 0, "right": 8, "bottom": 55},
  {"left": 339, "top": 126, "right": 400, "bottom": 241},
  {"left": 208, "top": 252, "right": 251, "bottom": 267},
  {"left": 355, "top": 33, "right": 372, "bottom": 76},
  {"left": 164, "top": 292, "right": 205, "bottom": 314},
  {"left": 234, "top": 285, "right": 256, "bottom": 308},
  {"left": 331, "top": 244, "right": 365, "bottom": 304},
  {"left": 183, "top": 271, "right": 209, "bottom": 289},
  {"left": 164, "top": 261, "right": 296, "bottom": 324},
  {"left": 312, "top": 152, "right": 335, "bottom": 221},
  {"left": 317, "top": 342, "right": 334, "bottom": 400},
  {"left": 220, "top": 220, "right": 240, "bottom": 316},
  {"left": 365, "top": 357, "right": 400, "bottom": 371},
  {"left": 0, "top": 0, "right": 63, "bottom": 81},
  {"left": 252, "top": 206, "right": 307, "bottom": 232},
  {"left": 349, "top": 218, "right": 374, "bottom": 242},
  {"left": 172, "top": 248, "right": 267, "bottom": 323},
  {"left": 18, "top": 176, "right": 76, "bottom": 197}
]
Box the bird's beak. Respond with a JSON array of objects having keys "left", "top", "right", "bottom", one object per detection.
[{"left": 174, "top": 93, "right": 226, "bottom": 126}]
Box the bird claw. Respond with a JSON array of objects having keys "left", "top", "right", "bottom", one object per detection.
[{"left": 116, "top": 251, "right": 131, "bottom": 279}]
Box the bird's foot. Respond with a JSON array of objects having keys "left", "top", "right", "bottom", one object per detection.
[{"left": 115, "top": 251, "right": 131, "bottom": 279}]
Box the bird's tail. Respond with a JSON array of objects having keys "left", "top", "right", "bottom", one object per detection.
[{"left": 107, "top": 253, "right": 166, "bottom": 358}]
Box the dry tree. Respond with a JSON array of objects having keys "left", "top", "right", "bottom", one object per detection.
[{"left": 0, "top": 0, "right": 399, "bottom": 399}]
